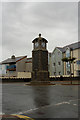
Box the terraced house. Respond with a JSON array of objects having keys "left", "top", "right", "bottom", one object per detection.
[
  {"left": 62, "top": 41, "right": 80, "bottom": 76},
  {"left": 50, "top": 41, "right": 80, "bottom": 77},
  {"left": 50, "top": 47, "right": 63, "bottom": 76}
]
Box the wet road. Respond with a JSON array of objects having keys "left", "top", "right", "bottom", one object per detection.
[{"left": 1, "top": 83, "right": 79, "bottom": 118}]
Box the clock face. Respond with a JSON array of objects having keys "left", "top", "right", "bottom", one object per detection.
[
  {"left": 41, "top": 42, "right": 45, "bottom": 47},
  {"left": 35, "top": 42, "right": 39, "bottom": 48}
]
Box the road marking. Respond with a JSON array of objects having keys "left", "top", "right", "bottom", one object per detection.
[
  {"left": 12, "top": 114, "right": 34, "bottom": 120},
  {"left": 73, "top": 104, "right": 77, "bottom": 106},
  {"left": 14, "top": 108, "right": 39, "bottom": 115},
  {"left": 0, "top": 114, "right": 34, "bottom": 120},
  {"left": 55, "top": 101, "right": 70, "bottom": 106},
  {"left": 16, "top": 98, "right": 80, "bottom": 115},
  {"left": 1, "top": 99, "right": 79, "bottom": 119}
]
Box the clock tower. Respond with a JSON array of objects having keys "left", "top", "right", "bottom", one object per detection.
[{"left": 31, "top": 34, "right": 49, "bottom": 82}]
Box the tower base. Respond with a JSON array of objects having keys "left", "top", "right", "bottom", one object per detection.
[
  {"left": 31, "top": 71, "right": 49, "bottom": 81},
  {"left": 25, "top": 80, "right": 55, "bottom": 86}
]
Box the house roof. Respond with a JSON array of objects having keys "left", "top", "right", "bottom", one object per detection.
[
  {"left": 52, "top": 47, "right": 63, "bottom": 54},
  {"left": 62, "top": 41, "right": 80, "bottom": 52},
  {"left": 52, "top": 41, "right": 80, "bottom": 54},
  {"left": 25, "top": 57, "right": 32, "bottom": 63},
  {"left": 56, "top": 47, "right": 63, "bottom": 52},
  {"left": 1, "top": 55, "right": 27, "bottom": 64}
]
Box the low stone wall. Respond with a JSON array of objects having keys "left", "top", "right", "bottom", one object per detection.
[{"left": 17, "top": 72, "right": 31, "bottom": 78}]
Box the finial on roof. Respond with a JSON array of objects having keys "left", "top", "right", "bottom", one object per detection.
[
  {"left": 39, "top": 33, "right": 41, "bottom": 37},
  {"left": 11, "top": 55, "right": 15, "bottom": 59}
]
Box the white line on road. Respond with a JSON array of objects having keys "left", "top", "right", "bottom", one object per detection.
[{"left": 15, "top": 98, "right": 80, "bottom": 115}]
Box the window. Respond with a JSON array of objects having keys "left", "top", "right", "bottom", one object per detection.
[
  {"left": 67, "top": 71, "right": 70, "bottom": 75},
  {"left": 58, "top": 62, "right": 61, "bottom": 65},
  {"left": 58, "top": 52, "right": 60, "bottom": 55},
  {"left": 76, "top": 60, "right": 80, "bottom": 65},
  {"left": 66, "top": 48, "right": 70, "bottom": 58},
  {"left": 77, "top": 70, "right": 80, "bottom": 76},
  {"left": 54, "top": 72, "right": 56, "bottom": 75},
  {"left": 53, "top": 63, "right": 55, "bottom": 66},
  {"left": 59, "top": 72, "right": 61, "bottom": 75},
  {"left": 52, "top": 54, "right": 55, "bottom": 58},
  {"left": 66, "top": 62, "right": 70, "bottom": 68}
]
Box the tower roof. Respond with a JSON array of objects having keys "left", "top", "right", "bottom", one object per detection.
[{"left": 32, "top": 34, "right": 48, "bottom": 43}]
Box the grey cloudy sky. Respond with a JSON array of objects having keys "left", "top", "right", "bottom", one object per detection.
[{"left": 1, "top": 2, "right": 78, "bottom": 61}]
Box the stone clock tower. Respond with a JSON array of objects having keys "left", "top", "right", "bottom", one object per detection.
[{"left": 31, "top": 34, "right": 49, "bottom": 82}]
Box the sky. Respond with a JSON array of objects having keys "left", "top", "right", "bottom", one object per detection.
[{"left": 1, "top": 1, "right": 78, "bottom": 62}]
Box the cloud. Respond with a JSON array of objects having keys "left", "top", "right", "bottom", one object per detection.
[{"left": 1, "top": 2, "right": 78, "bottom": 61}]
